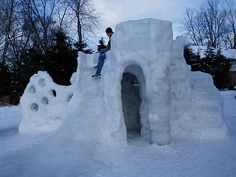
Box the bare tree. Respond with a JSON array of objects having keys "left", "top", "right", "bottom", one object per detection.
[
  {"left": 0, "top": 0, "right": 18, "bottom": 63},
  {"left": 0, "top": 0, "right": 100, "bottom": 63},
  {"left": 225, "top": 0, "right": 236, "bottom": 48},
  {"left": 183, "top": 0, "right": 229, "bottom": 48},
  {"left": 63, "top": 0, "right": 99, "bottom": 45},
  {"left": 55, "top": 2, "right": 69, "bottom": 30},
  {"left": 201, "top": 0, "right": 228, "bottom": 48},
  {"left": 0, "top": 0, "right": 63, "bottom": 62},
  {"left": 183, "top": 8, "right": 205, "bottom": 46},
  {"left": 20, "top": 0, "right": 60, "bottom": 51}
]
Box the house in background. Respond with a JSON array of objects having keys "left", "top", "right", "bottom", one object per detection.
[
  {"left": 229, "top": 61, "right": 236, "bottom": 88},
  {"left": 0, "top": 96, "right": 10, "bottom": 106},
  {"left": 190, "top": 46, "right": 236, "bottom": 89}
]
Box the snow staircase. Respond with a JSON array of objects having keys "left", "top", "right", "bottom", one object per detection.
[
  {"left": 58, "top": 53, "right": 112, "bottom": 142},
  {"left": 173, "top": 71, "right": 227, "bottom": 140},
  {"left": 190, "top": 73, "right": 224, "bottom": 129}
]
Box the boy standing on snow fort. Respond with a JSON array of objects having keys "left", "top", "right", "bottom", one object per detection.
[{"left": 92, "top": 27, "right": 113, "bottom": 78}]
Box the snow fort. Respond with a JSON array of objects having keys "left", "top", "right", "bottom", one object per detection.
[{"left": 19, "top": 18, "right": 227, "bottom": 145}]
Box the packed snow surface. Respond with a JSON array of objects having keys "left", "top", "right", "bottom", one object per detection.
[{"left": 0, "top": 90, "right": 236, "bottom": 177}]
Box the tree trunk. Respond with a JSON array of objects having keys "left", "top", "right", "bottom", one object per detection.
[
  {"left": 77, "top": 17, "right": 83, "bottom": 46},
  {"left": 234, "top": 34, "right": 236, "bottom": 49},
  {"left": 2, "top": 38, "right": 9, "bottom": 64}
]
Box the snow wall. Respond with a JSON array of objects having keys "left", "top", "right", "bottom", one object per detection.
[{"left": 19, "top": 18, "right": 228, "bottom": 145}]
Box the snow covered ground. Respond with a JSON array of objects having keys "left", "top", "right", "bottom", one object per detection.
[
  {"left": 221, "top": 91, "right": 236, "bottom": 140},
  {"left": 0, "top": 91, "right": 236, "bottom": 177},
  {"left": 0, "top": 90, "right": 236, "bottom": 177}
]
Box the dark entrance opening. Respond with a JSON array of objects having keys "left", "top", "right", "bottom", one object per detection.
[{"left": 121, "top": 72, "right": 142, "bottom": 141}]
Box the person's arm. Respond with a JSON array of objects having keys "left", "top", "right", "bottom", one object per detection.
[
  {"left": 100, "top": 48, "right": 110, "bottom": 53},
  {"left": 100, "top": 39, "right": 111, "bottom": 53},
  {"left": 107, "top": 39, "right": 111, "bottom": 50}
]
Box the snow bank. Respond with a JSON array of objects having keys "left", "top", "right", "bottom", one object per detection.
[
  {"left": 19, "top": 18, "right": 228, "bottom": 145},
  {"left": 0, "top": 106, "right": 21, "bottom": 130}
]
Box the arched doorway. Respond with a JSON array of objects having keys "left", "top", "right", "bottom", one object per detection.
[
  {"left": 121, "top": 72, "right": 141, "bottom": 140},
  {"left": 121, "top": 64, "right": 150, "bottom": 142}
]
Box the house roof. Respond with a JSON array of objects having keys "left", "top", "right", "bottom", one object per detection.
[
  {"left": 191, "top": 46, "right": 236, "bottom": 60},
  {"left": 230, "top": 63, "right": 236, "bottom": 72}
]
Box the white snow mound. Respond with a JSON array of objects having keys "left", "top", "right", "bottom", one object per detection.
[{"left": 19, "top": 71, "right": 74, "bottom": 134}]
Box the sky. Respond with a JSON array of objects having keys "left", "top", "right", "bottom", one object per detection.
[{"left": 92, "top": 0, "right": 207, "bottom": 45}]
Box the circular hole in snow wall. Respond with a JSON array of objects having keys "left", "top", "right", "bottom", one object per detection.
[
  {"left": 31, "top": 103, "right": 39, "bottom": 112},
  {"left": 41, "top": 97, "right": 49, "bottom": 105},
  {"left": 49, "top": 89, "right": 57, "bottom": 97},
  {"left": 28, "top": 85, "right": 36, "bottom": 94},
  {"left": 38, "top": 78, "right": 46, "bottom": 87},
  {"left": 67, "top": 94, "right": 73, "bottom": 102}
]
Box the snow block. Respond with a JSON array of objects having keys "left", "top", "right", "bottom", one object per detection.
[
  {"left": 19, "top": 18, "right": 227, "bottom": 145},
  {"left": 19, "top": 71, "right": 75, "bottom": 134}
]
